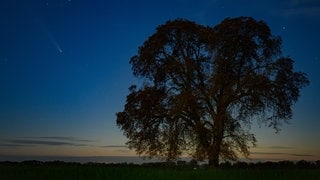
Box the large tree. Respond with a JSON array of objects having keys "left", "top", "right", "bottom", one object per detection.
[{"left": 116, "top": 17, "right": 309, "bottom": 167}]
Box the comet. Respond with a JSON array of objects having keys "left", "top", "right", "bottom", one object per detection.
[
  {"left": 46, "top": 30, "right": 63, "bottom": 53},
  {"left": 41, "top": 26, "right": 63, "bottom": 53}
]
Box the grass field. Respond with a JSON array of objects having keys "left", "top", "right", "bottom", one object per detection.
[{"left": 1, "top": 162, "right": 320, "bottom": 180}]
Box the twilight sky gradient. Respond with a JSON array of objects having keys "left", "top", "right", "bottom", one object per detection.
[{"left": 0, "top": 0, "right": 319, "bottom": 162}]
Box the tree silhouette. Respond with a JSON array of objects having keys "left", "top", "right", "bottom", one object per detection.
[{"left": 116, "top": 17, "right": 309, "bottom": 167}]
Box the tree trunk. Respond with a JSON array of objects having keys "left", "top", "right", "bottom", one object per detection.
[
  {"left": 208, "top": 136, "right": 223, "bottom": 167},
  {"left": 208, "top": 155, "right": 220, "bottom": 167},
  {"left": 208, "top": 106, "right": 226, "bottom": 167}
]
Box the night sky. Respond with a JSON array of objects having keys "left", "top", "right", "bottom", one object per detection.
[{"left": 0, "top": 0, "right": 319, "bottom": 162}]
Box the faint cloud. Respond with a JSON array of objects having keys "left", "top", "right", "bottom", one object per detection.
[
  {"left": 268, "top": 0, "right": 320, "bottom": 18},
  {"left": 283, "top": 6, "right": 320, "bottom": 17},
  {"left": 252, "top": 151, "right": 314, "bottom": 157},
  {"left": 291, "top": 153, "right": 314, "bottom": 157},
  {"left": 100, "top": 145, "right": 128, "bottom": 148},
  {"left": 282, "top": 0, "right": 320, "bottom": 17},
  {"left": 0, "top": 143, "right": 27, "bottom": 147},
  {"left": 290, "top": 0, "right": 319, "bottom": 5},
  {"left": 252, "top": 152, "right": 286, "bottom": 155},
  {"left": 34, "top": 136, "right": 94, "bottom": 142},
  {"left": 99, "top": 145, "right": 132, "bottom": 154},
  {"left": 268, "top": 146, "right": 293, "bottom": 149},
  {"left": 0, "top": 136, "right": 94, "bottom": 147},
  {"left": 114, "top": 149, "right": 131, "bottom": 154},
  {"left": 6, "top": 139, "right": 79, "bottom": 146}
]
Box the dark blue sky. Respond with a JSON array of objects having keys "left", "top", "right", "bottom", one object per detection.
[{"left": 0, "top": 0, "right": 319, "bottom": 161}]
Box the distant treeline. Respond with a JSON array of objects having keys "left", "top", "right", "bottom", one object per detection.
[{"left": 1, "top": 160, "right": 320, "bottom": 169}]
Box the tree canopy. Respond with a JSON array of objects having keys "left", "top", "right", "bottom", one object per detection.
[{"left": 116, "top": 17, "right": 309, "bottom": 167}]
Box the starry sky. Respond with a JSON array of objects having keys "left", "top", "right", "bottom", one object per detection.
[{"left": 0, "top": 0, "right": 319, "bottom": 162}]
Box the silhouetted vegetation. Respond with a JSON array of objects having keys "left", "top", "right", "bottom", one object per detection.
[
  {"left": 1, "top": 160, "right": 319, "bottom": 180},
  {"left": 1, "top": 159, "right": 320, "bottom": 169},
  {"left": 117, "top": 16, "right": 309, "bottom": 167}
]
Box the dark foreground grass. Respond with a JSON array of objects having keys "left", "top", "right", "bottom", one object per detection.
[{"left": 1, "top": 163, "right": 319, "bottom": 180}]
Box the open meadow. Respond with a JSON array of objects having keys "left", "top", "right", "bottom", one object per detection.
[{"left": 1, "top": 161, "right": 319, "bottom": 180}]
